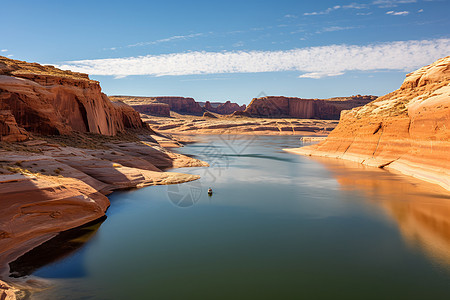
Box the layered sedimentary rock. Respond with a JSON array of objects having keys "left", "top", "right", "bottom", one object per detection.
[
  {"left": 239, "top": 95, "right": 376, "bottom": 119},
  {"left": 112, "top": 96, "right": 203, "bottom": 115},
  {"left": 145, "top": 116, "right": 338, "bottom": 135},
  {"left": 0, "top": 111, "right": 28, "bottom": 142},
  {"left": 110, "top": 96, "right": 171, "bottom": 117},
  {"left": 0, "top": 139, "right": 207, "bottom": 285},
  {"left": 0, "top": 56, "right": 143, "bottom": 136},
  {"left": 111, "top": 100, "right": 148, "bottom": 129},
  {"left": 202, "top": 101, "right": 246, "bottom": 115},
  {"left": 286, "top": 56, "right": 450, "bottom": 191}
]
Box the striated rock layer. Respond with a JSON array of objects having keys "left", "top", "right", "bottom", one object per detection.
[
  {"left": 0, "top": 111, "right": 28, "bottom": 142},
  {"left": 202, "top": 101, "right": 246, "bottom": 115},
  {"left": 286, "top": 56, "right": 450, "bottom": 191},
  {"left": 239, "top": 95, "right": 376, "bottom": 119},
  {"left": 111, "top": 96, "right": 204, "bottom": 116},
  {"left": 0, "top": 139, "right": 208, "bottom": 287},
  {"left": 0, "top": 56, "right": 144, "bottom": 137}
]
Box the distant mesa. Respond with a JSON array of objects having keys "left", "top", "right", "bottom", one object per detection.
[
  {"left": 110, "top": 96, "right": 203, "bottom": 116},
  {"left": 113, "top": 96, "right": 246, "bottom": 117},
  {"left": 234, "top": 95, "right": 377, "bottom": 119},
  {"left": 200, "top": 100, "right": 246, "bottom": 115}
]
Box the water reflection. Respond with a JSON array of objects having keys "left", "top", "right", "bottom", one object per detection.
[
  {"left": 9, "top": 217, "right": 105, "bottom": 278},
  {"left": 310, "top": 157, "right": 450, "bottom": 269}
]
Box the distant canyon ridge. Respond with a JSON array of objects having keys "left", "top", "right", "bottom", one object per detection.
[{"left": 110, "top": 95, "right": 376, "bottom": 119}]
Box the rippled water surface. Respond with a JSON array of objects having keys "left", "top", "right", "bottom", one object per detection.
[{"left": 26, "top": 135, "right": 450, "bottom": 299}]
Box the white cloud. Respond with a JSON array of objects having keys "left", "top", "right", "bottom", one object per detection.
[
  {"left": 1, "top": 49, "right": 7, "bottom": 52},
  {"left": 386, "top": 10, "right": 410, "bottom": 15},
  {"left": 373, "top": 0, "right": 417, "bottom": 8},
  {"left": 304, "top": 5, "right": 341, "bottom": 15},
  {"left": 319, "top": 26, "right": 357, "bottom": 33},
  {"left": 128, "top": 33, "right": 204, "bottom": 48},
  {"left": 284, "top": 14, "right": 297, "bottom": 18},
  {"left": 418, "top": 9, "right": 424, "bottom": 12},
  {"left": 299, "top": 72, "right": 345, "bottom": 79},
  {"left": 56, "top": 38, "right": 450, "bottom": 79},
  {"left": 304, "top": 3, "right": 370, "bottom": 16},
  {"left": 7, "top": 55, "right": 13, "bottom": 58}
]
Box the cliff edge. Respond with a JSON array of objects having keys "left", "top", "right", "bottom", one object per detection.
[{"left": 286, "top": 56, "right": 450, "bottom": 190}]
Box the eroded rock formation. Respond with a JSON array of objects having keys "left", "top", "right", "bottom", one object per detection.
[
  {"left": 240, "top": 95, "right": 376, "bottom": 119},
  {"left": 112, "top": 96, "right": 203, "bottom": 116},
  {"left": 286, "top": 56, "right": 450, "bottom": 191},
  {"left": 0, "top": 111, "right": 28, "bottom": 142},
  {"left": 202, "top": 101, "right": 246, "bottom": 115},
  {"left": 0, "top": 56, "right": 144, "bottom": 136}
]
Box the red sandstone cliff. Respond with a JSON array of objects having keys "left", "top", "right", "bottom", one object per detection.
[
  {"left": 0, "top": 111, "right": 28, "bottom": 142},
  {"left": 109, "top": 96, "right": 171, "bottom": 117},
  {"left": 0, "top": 56, "right": 144, "bottom": 139},
  {"left": 112, "top": 96, "right": 204, "bottom": 116},
  {"left": 240, "top": 95, "right": 376, "bottom": 119},
  {"left": 286, "top": 56, "right": 450, "bottom": 191}
]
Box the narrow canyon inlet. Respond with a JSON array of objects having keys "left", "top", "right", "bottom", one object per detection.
[{"left": 14, "top": 135, "right": 450, "bottom": 300}]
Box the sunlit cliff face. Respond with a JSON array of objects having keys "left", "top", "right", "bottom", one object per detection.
[{"left": 310, "top": 157, "right": 450, "bottom": 269}]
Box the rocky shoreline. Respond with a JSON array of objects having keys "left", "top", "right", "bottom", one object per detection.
[
  {"left": 0, "top": 133, "right": 208, "bottom": 299},
  {"left": 0, "top": 57, "right": 210, "bottom": 299},
  {"left": 285, "top": 56, "right": 450, "bottom": 191}
]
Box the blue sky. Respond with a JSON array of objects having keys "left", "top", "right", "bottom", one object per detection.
[{"left": 2, "top": 0, "right": 449, "bottom": 104}]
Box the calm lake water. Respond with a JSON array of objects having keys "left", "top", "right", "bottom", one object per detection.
[{"left": 20, "top": 135, "right": 450, "bottom": 299}]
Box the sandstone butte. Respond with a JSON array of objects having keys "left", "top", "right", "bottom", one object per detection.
[
  {"left": 236, "top": 95, "right": 377, "bottom": 119},
  {"left": 285, "top": 56, "right": 450, "bottom": 191},
  {"left": 0, "top": 56, "right": 209, "bottom": 297},
  {"left": 110, "top": 95, "right": 204, "bottom": 116},
  {"left": 202, "top": 100, "right": 246, "bottom": 115}
]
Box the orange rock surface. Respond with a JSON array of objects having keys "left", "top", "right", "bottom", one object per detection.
[
  {"left": 111, "top": 96, "right": 204, "bottom": 116},
  {"left": 0, "top": 111, "right": 28, "bottom": 142},
  {"left": 0, "top": 56, "right": 144, "bottom": 136},
  {"left": 239, "top": 95, "right": 376, "bottom": 119},
  {"left": 286, "top": 56, "right": 450, "bottom": 190}
]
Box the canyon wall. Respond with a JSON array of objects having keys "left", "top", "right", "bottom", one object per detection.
[
  {"left": 240, "top": 95, "right": 376, "bottom": 119},
  {"left": 0, "top": 56, "right": 144, "bottom": 139},
  {"left": 203, "top": 101, "right": 246, "bottom": 115},
  {"left": 111, "top": 96, "right": 203, "bottom": 116},
  {"left": 286, "top": 56, "right": 450, "bottom": 191}
]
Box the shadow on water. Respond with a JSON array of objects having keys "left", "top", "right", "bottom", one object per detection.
[{"left": 8, "top": 216, "right": 106, "bottom": 278}]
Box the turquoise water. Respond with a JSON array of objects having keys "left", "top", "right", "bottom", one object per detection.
[{"left": 19, "top": 135, "right": 450, "bottom": 299}]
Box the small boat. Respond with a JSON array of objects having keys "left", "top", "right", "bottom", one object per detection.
[{"left": 207, "top": 188, "right": 213, "bottom": 196}]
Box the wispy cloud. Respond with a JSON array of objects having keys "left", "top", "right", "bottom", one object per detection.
[
  {"left": 317, "top": 26, "right": 357, "bottom": 33},
  {"left": 127, "top": 33, "right": 205, "bottom": 48},
  {"left": 104, "top": 33, "right": 206, "bottom": 51},
  {"left": 1, "top": 49, "right": 7, "bottom": 52},
  {"left": 304, "top": 3, "right": 370, "bottom": 16},
  {"left": 304, "top": 0, "right": 417, "bottom": 16},
  {"left": 373, "top": 0, "right": 417, "bottom": 8},
  {"left": 57, "top": 38, "right": 450, "bottom": 79},
  {"left": 304, "top": 5, "right": 342, "bottom": 16},
  {"left": 284, "top": 14, "right": 298, "bottom": 18},
  {"left": 386, "top": 10, "right": 410, "bottom": 15}
]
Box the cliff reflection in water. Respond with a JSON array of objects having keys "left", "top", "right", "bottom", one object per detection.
[
  {"left": 9, "top": 217, "right": 106, "bottom": 278},
  {"left": 310, "top": 157, "right": 450, "bottom": 269}
]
